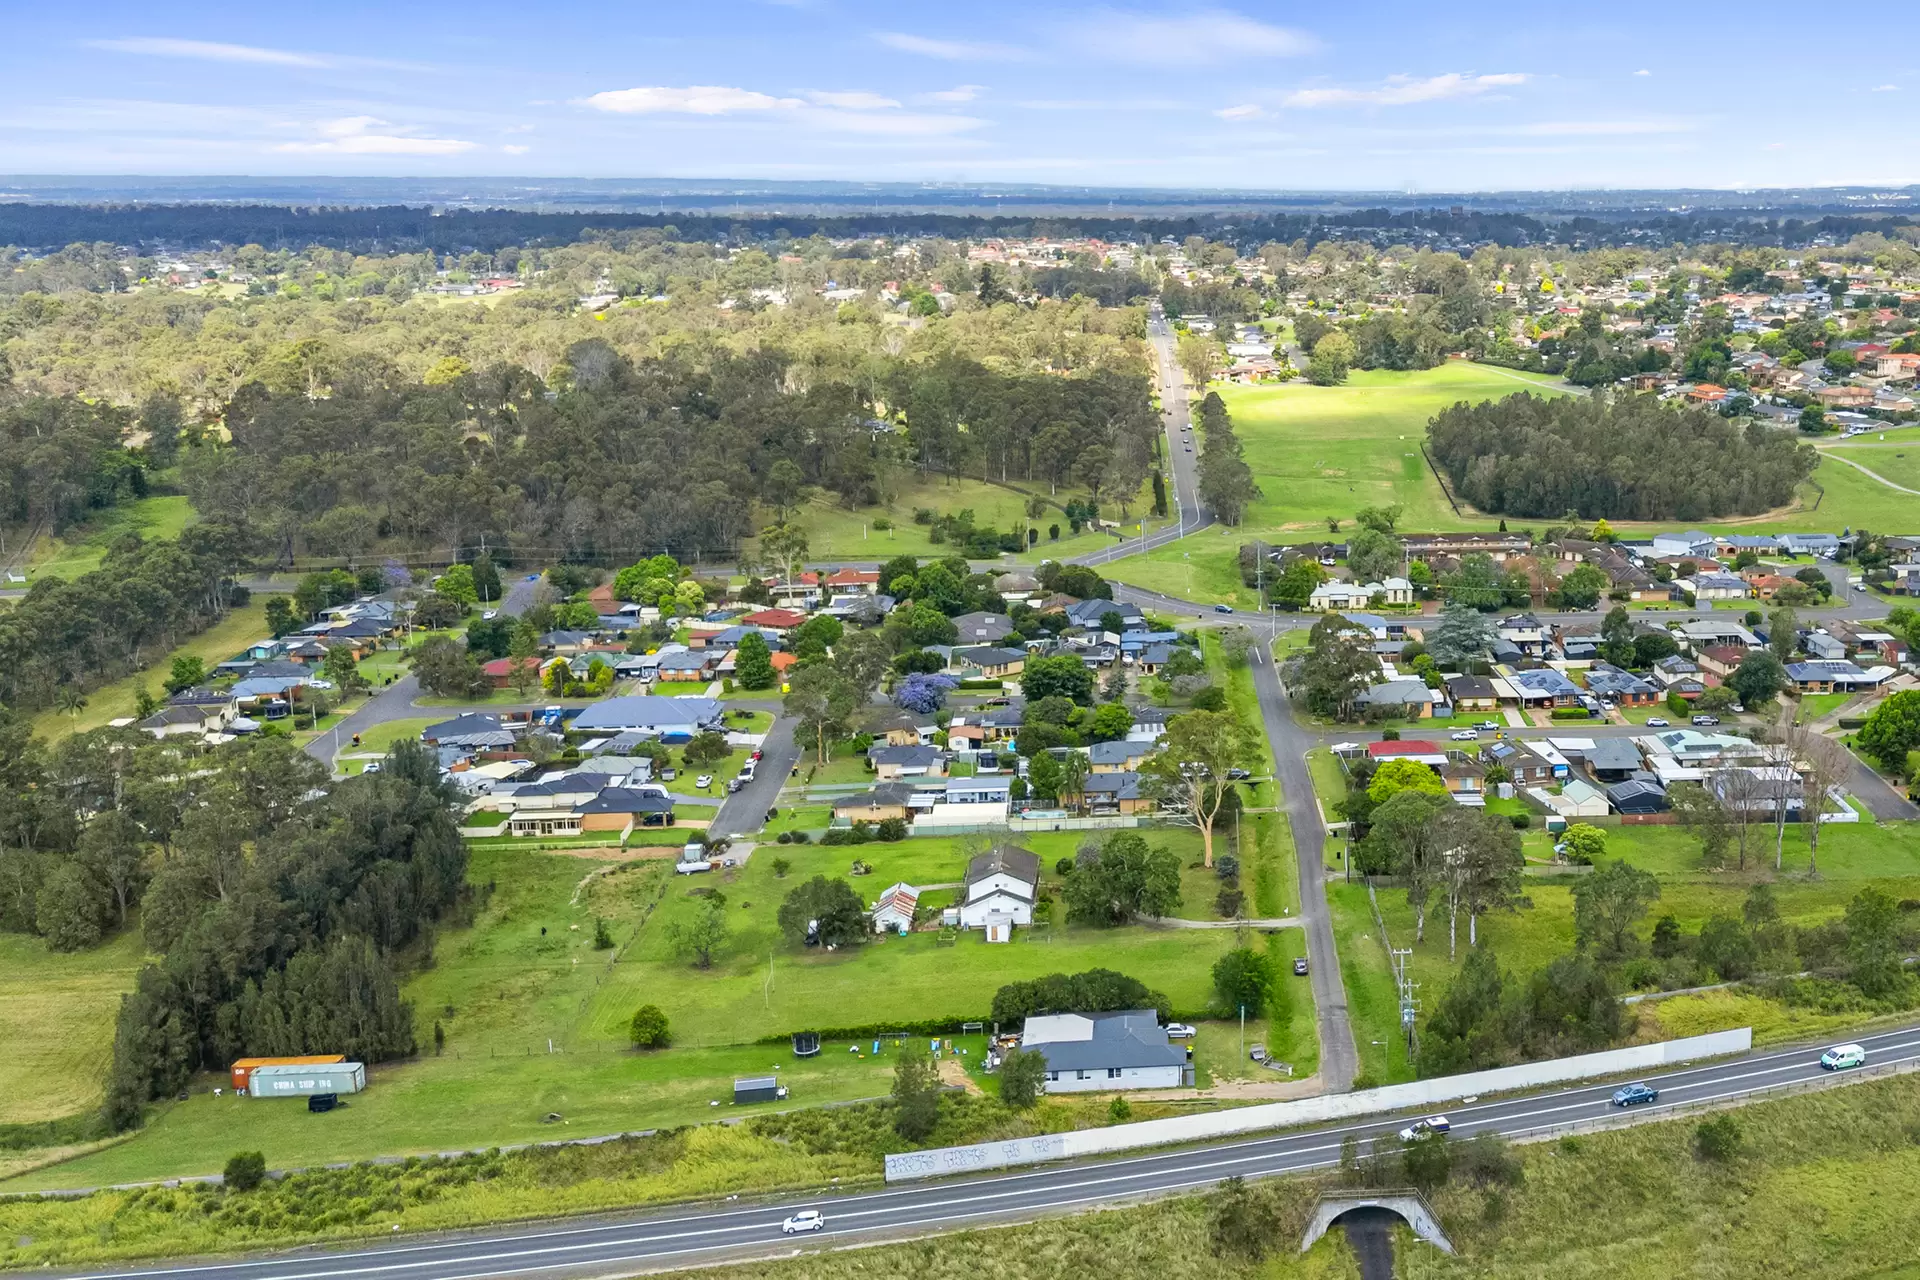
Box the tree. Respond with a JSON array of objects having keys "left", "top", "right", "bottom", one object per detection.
[
  {"left": 412, "top": 636, "right": 491, "bottom": 699},
  {"left": 1431, "top": 806, "right": 1524, "bottom": 960},
  {"left": 1730, "top": 650, "right": 1786, "bottom": 709},
  {"left": 1139, "top": 710, "right": 1251, "bottom": 867},
  {"left": 1361, "top": 790, "right": 1451, "bottom": 943},
  {"left": 1426, "top": 599, "right": 1496, "bottom": 667},
  {"left": 1694, "top": 1115, "right": 1743, "bottom": 1162},
  {"left": 734, "top": 632, "right": 777, "bottom": 690},
  {"left": 1058, "top": 749, "right": 1091, "bottom": 809},
  {"left": 1212, "top": 947, "right": 1274, "bottom": 1017},
  {"left": 164, "top": 656, "right": 206, "bottom": 695},
  {"left": 997, "top": 1046, "right": 1047, "bottom": 1108},
  {"left": 1557, "top": 563, "right": 1609, "bottom": 609},
  {"left": 1633, "top": 629, "right": 1679, "bottom": 667},
  {"left": 507, "top": 622, "right": 540, "bottom": 695},
  {"left": 1021, "top": 654, "right": 1095, "bottom": 705},
  {"left": 1847, "top": 885, "right": 1903, "bottom": 998},
  {"left": 264, "top": 595, "right": 298, "bottom": 639},
  {"left": 223, "top": 1151, "right": 267, "bottom": 1193},
  {"left": 1307, "top": 330, "right": 1355, "bottom": 384},
  {"left": 1367, "top": 758, "right": 1448, "bottom": 803},
  {"left": 665, "top": 895, "right": 729, "bottom": 968},
  {"left": 1346, "top": 528, "right": 1402, "bottom": 584},
  {"left": 35, "top": 859, "right": 109, "bottom": 951},
  {"left": 1768, "top": 606, "right": 1800, "bottom": 662},
  {"left": 758, "top": 523, "right": 811, "bottom": 587},
  {"left": 321, "top": 645, "right": 369, "bottom": 698},
  {"left": 1420, "top": 945, "right": 1509, "bottom": 1074},
  {"left": 1062, "top": 831, "right": 1182, "bottom": 924},
  {"left": 1557, "top": 823, "right": 1607, "bottom": 865},
  {"left": 682, "top": 731, "right": 731, "bottom": 769},
  {"left": 437, "top": 563, "right": 478, "bottom": 605},
  {"left": 1857, "top": 690, "right": 1920, "bottom": 774},
  {"left": 776, "top": 876, "right": 867, "bottom": 947},
  {"left": 1283, "top": 614, "right": 1378, "bottom": 721},
  {"left": 891, "top": 1041, "right": 942, "bottom": 1140},
  {"left": 1027, "top": 751, "right": 1062, "bottom": 804},
  {"left": 1787, "top": 726, "right": 1851, "bottom": 876},
  {"left": 1269, "top": 558, "right": 1325, "bottom": 610},
  {"left": 1571, "top": 859, "right": 1660, "bottom": 958},
  {"left": 629, "top": 1004, "right": 671, "bottom": 1048},
  {"left": 784, "top": 665, "right": 858, "bottom": 765},
  {"left": 77, "top": 809, "right": 150, "bottom": 927}
]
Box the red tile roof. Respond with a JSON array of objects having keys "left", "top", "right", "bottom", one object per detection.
[{"left": 1367, "top": 740, "right": 1442, "bottom": 759}]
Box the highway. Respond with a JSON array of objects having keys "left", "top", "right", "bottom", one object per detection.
[{"left": 41, "top": 1022, "right": 1920, "bottom": 1280}]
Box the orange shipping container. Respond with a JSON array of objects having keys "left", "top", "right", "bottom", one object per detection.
[{"left": 230, "top": 1055, "right": 346, "bottom": 1092}]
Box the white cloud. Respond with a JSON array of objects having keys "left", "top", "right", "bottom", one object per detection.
[
  {"left": 806, "top": 91, "right": 901, "bottom": 110},
  {"left": 874, "top": 32, "right": 1029, "bottom": 61},
  {"left": 1283, "top": 73, "right": 1528, "bottom": 108},
  {"left": 925, "top": 84, "right": 985, "bottom": 102},
  {"left": 580, "top": 86, "right": 803, "bottom": 115},
  {"left": 89, "top": 37, "right": 326, "bottom": 67},
  {"left": 277, "top": 116, "right": 476, "bottom": 155},
  {"left": 1080, "top": 9, "right": 1317, "bottom": 64},
  {"left": 1872, "top": 83, "right": 1900, "bottom": 92},
  {"left": 1633, "top": 68, "right": 1652, "bottom": 76},
  {"left": 501, "top": 144, "right": 531, "bottom": 154},
  {"left": 1216, "top": 103, "right": 1265, "bottom": 120}
]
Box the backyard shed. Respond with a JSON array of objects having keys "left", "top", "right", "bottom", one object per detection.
[{"left": 734, "top": 1076, "right": 788, "bottom": 1104}]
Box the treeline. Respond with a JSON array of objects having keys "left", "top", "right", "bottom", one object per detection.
[
  {"left": 1195, "top": 392, "right": 1258, "bottom": 526},
  {"left": 180, "top": 343, "right": 1155, "bottom": 565},
  {"left": 104, "top": 739, "right": 463, "bottom": 1128},
  {"left": 0, "top": 394, "right": 155, "bottom": 533},
  {"left": 0, "top": 521, "right": 248, "bottom": 710},
  {"left": 1427, "top": 392, "right": 1817, "bottom": 521}
]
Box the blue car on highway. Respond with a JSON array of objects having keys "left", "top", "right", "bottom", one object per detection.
[{"left": 1611, "top": 1082, "right": 1659, "bottom": 1107}]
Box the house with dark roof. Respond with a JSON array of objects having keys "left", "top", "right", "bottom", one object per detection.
[
  {"left": 1586, "top": 664, "right": 1660, "bottom": 706},
  {"left": 1355, "top": 678, "right": 1442, "bottom": 717},
  {"left": 1062, "top": 598, "right": 1144, "bottom": 630},
  {"left": 1443, "top": 674, "right": 1498, "bottom": 712},
  {"left": 1503, "top": 667, "right": 1582, "bottom": 707},
  {"left": 959, "top": 844, "right": 1040, "bottom": 936},
  {"left": 1070, "top": 771, "right": 1151, "bottom": 816},
  {"left": 951, "top": 611, "right": 1016, "bottom": 643},
  {"left": 1583, "top": 738, "right": 1645, "bottom": 781},
  {"left": 1088, "top": 740, "right": 1156, "bottom": 773},
  {"left": 1020, "top": 1010, "right": 1189, "bottom": 1092},
  {"left": 1481, "top": 739, "right": 1568, "bottom": 785},
  {"left": 832, "top": 782, "right": 917, "bottom": 824},
  {"left": 951, "top": 645, "right": 1026, "bottom": 678},
  {"left": 868, "top": 744, "right": 947, "bottom": 780},
  {"left": 1607, "top": 777, "right": 1671, "bottom": 816}
]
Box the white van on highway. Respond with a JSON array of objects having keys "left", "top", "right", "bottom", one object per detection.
[{"left": 1820, "top": 1043, "right": 1866, "bottom": 1070}]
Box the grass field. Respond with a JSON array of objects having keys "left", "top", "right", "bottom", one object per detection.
[
  {"left": 30, "top": 601, "right": 270, "bottom": 740},
  {"left": 0, "top": 931, "right": 148, "bottom": 1124},
  {"left": 1827, "top": 444, "right": 1920, "bottom": 491},
  {"left": 791, "top": 473, "right": 1162, "bottom": 564},
  {"left": 21, "top": 495, "right": 196, "bottom": 580}
]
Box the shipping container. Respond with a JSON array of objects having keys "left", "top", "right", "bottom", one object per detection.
[
  {"left": 733, "top": 1075, "right": 787, "bottom": 1104},
  {"left": 246, "top": 1062, "right": 366, "bottom": 1097},
  {"left": 230, "top": 1055, "right": 346, "bottom": 1092}
]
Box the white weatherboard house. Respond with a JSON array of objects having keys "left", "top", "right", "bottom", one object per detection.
[
  {"left": 957, "top": 844, "right": 1040, "bottom": 941},
  {"left": 1020, "top": 1010, "right": 1189, "bottom": 1092}
]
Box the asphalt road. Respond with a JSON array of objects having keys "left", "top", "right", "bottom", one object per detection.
[
  {"left": 44, "top": 1023, "right": 1920, "bottom": 1280},
  {"left": 708, "top": 705, "right": 799, "bottom": 840},
  {"left": 1077, "top": 306, "right": 1211, "bottom": 567}
]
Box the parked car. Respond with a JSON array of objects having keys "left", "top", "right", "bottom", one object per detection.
[
  {"left": 1214, "top": 604, "right": 1234, "bottom": 613},
  {"left": 1691, "top": 715, "right": 1720, "bottom": 727},
  {"left": 1226, "top": 767, "right": 1252, "bottom": 780},
  {"left": 1450, "top": 729, "right": 1479, "bottom": 741},
  {"left": 781, "top": 1210, "right": 826, "bottom": 1234},
  {"left": 1164, "top": 1023, "right": 1197, "bottom": 1039},
  {"left": 1646, "top": 717, "right": 1670, "bottom": 727},
  {"left": 1820, "top": 1043, "right": 1867, "bottom": 1070},
  {"left": 1398, "top": 1115, "right": 1451, "bottom": 1142},
  {"left": 1611, "top": 1082, "right": 1660, "bottom": 1107},
  {"left": 695, "top": 775, "right": 713, "bottom": 790},
  {"left": 1476, "top": 720, "right": 1500, "bottom": 730},
  {"left": 1293, "top": 957, "right": 1310, "bottom": 976},
  {"left": 727, "top": 778, "right": 744, "bottom": 794},
  {"left": 307, "top": 1093, "right": 338, "bottom": 1114},
  {"left": 1248, "top": 1045, "right": 1268, "bottom": 1063}
]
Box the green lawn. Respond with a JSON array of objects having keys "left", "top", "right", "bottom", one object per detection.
[
  {"left": 31, "top": 601, "right": 270, "bottom": 740},
  {"left": 1794, "top": 691, "right": 1855, "bottom": 725},
  {"left": 1826, "top": 444, "right": 1920, "bottom": 491},
  {"left": 1330, "top": 818, "right": 1920, "bottom": 1083},
  {"left": 0, "top": 930, "right": 149, "bottom": 1124},
  {"left": 789, "top": 473, "right": 1161, "bottom": 565},
  {"left": 23, "top": 495, "right": 196, "bottom": 580}
]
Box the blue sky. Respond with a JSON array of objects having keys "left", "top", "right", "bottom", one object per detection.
[{"left": 2, "top": 1, "right": 1913, "bottom": 189}]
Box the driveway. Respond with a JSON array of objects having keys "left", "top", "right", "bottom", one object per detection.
[{"left": 710, "top": 711, "right": 800, "bottom": 839}]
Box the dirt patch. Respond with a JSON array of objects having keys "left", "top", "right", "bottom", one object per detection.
[
  {"left": 542, "top": 844, "right": 680, "bottom": 862},
  {"left": 938, "top": 1058, "right": 984, "bottom": 1095}
]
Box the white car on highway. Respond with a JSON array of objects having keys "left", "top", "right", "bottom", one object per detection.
[
  {"left": 1449, "top": 729, "right": 1479, "bottom": 741},
  {"left": 781, "top": 1209, "right": 826, "bottom": 1234},
  {"left": 1398, "top": 1115, "right": 1451, "bottom": 1142}
]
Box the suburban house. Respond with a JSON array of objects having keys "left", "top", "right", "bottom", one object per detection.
[
  {"left": 1502, "top": 667, "right": 1583, "bottom": 708},
  {"left": 1783, "top": 660, "right": 1890, "bottom": 693},
  {"left": 951, "top": 611, "right": 1016, "bottom": 644},
  {"left": 1440, "top": 756, "right": 1487, "bottom": 805},
  {"left": 1020, "top": 1010, "right": 1190, "bottom": 1093},
  {"left": 136, "top": 702, "right": 237, "bottom": 740},
  {"left": 497, "top": 783, "right": 676, "bottom": 838},
  {"left": 1607, "top": 777, "right": 1671, "bottom": 815},
  {"left": 1497, "top": 614, "right": 1551, "bottom": 657},
  {"left": 958, "top": 844, "right": 1040, "bottom": 939},
  {"left": 868, "top": 744, "right": 947, "bottom": 780},
  {"left": 1309, "top": 581, "right": 1377, "bottom": 611},
  {"left": 423, "top": 712, "right": 522, "bottom": 751},
  {"left": 1891, "top": 562, "right": 1920, "bottom": 596},
  {"left": 864, "top": 709, "right": 936, "bottom": 747},
  {"left": 1063, "top": 598, "right": 1144, "bottom": 631},
  {"left": 1366, "top": 739, "right": 1447, "bottom": 769},
  {"left": 870, "top": 883, "right": 919, "bottom": 935},
  {"left": 1586, "top": 664, "right": 1660, "bottom": 706},
  {"left": 1482, "top": 739, "right": 1568, "bottom": 785},
  {"left": 1088, "top": 740, "right": 1156, "bottom": 773},
  {"left": 1071, "top": 771, "right": 1153, "bottom": 816},
  {"left": 833, "top": 782, "right": 917, "bottom": 824},
  {"left": 952, "top": 645, "right": 1026, "bottom": 679},
  {"left": 1827, "top": 622, "right": 1907, "bottom": 664},
  {"left": 569, "top": 696, "right": 725, "bottom": 739},
  {"left": 1402, "top": 532, "right": 1531, "bottom": 561},
  {"left": 1128, "top": 706, "right": 1169, "bottom": 742},
  {"left": 1677, "top": 573, "right": 1752, "bottom": 602},
  {"left": 1675, "top": 621, "right": 1759, "bottom": 652},
  {"left": 1582, "top": 738, "right": 1646, "bottom": 782},
  {"left": 1443, "top": 674, "right": 1499, "bottom": 713},
  {"left": 1355, "top": 678, "right": 1442, "bottom": 717},
  {"left": 1536, "top": 779, "right": 1611, "bottom": 821}
]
